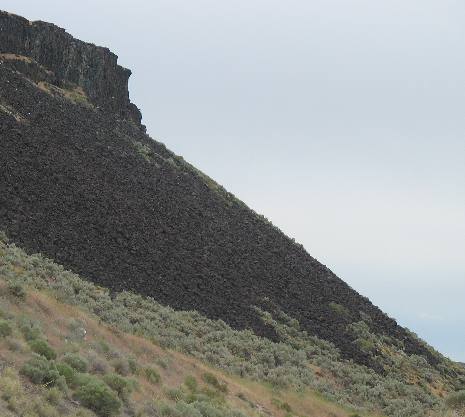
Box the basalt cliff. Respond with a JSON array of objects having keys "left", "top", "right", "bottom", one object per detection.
[{"left": 0, "top": 11, "right": 141, "bottom": 125}]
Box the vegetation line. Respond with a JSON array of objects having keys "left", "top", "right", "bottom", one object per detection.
[{"left": 1, "top": 233, "right": 463, "bottom": 417}]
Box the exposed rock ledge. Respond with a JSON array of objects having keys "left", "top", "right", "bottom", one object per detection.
[{"left": 0, "top": 10, "right": 143, "bottom": 126}]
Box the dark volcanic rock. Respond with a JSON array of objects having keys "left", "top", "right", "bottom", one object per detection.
[
  {"left": 0, "top": 11, "right": 141, "bottom": 125},
  {"left": 0, "top": 11, "right": 439, "bottom": 372}
]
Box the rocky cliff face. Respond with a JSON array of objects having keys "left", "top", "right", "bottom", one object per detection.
[{"left": 0, "top": 11, "right": 142, "bottom": 125}]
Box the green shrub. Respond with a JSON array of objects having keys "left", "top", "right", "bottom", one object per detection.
[
  {"left": 111, "top": 357, "right": 130, "bottom": 376},
  {"left": 159, "top": 402, "right": 180, "bottom": 417},
  {"left": 128, "top": 357, "right": 139, "bottom": 374},
  {"left": 56, "top": 362, "right": 76, "bottom": 384},
  {"left": 18, "top": 318, "right": 42, "bottom": 341},
  {"left": 88, "top": 353, "right": 110, "bottom": 375},
  {"left": 156, "top": 358, "right": 168, "bottom": 369},
  {"left": 202, "top": 372, "right": 228, "bottom": 393},
  {"left": 29, "top": 339, "right": 57, "bottom": 360},
  {"left": 446, "top": 390, "right": 465, "bottom": 410},
  {"left": 72, "top": 372, "right": 96, "bottom": 388},
  {"left": 144, "top": 367, "right": 161, "bottom": 384},
  {"left": 0, "top": 368, "right": 22, "bottom": 402},
  {"left": 75, "top": 377, "right": 121, "bottom": 416},
  {"left": 202, "top": 372, "right": 217, "bottom": 386},
  {"left": 67, "top": 319, "right": 87, "bottom": 341},
  {"left": 328, "top": 302, "right": 350, "bottom": 318},
  {"left": 184, "top": 375, "right": 198, "bottom": 392},
  {"left": 94, "top": 340, "right": 111, "bottom": 355},
  {"left": 133, "top": 140, "right": 154, "bottom": 163},
  {"left": 166, "top": 387, "right": 185, "bottom": 402},
  {"left": 7, "top": 283, "right": 26, "bottom": 300},
  {"left": 196, "top": 389, "right": 220, "bottom": 402},
  {"left": 33, "top": 399, "right": 60, "bottom": 417},
  {"left": 103, "top": 373, "right": 134, "bottom": 400},
  {"left": 62, "top": 352, "right": 88, "bottom": 372},
  {"left": 20, "top": 354, "right": 61, "bottom": 386},
  {"left": 356, "top": 338, "right": 376, "bottom": 353},
  {"left": 0, "top": 319, "right": 12, "bottom": 337},
  {"left": 46, "top": 387, "right": 63, "bottom": 405},
  {"left": 190, "top": 393, "right": 212, "bottom": 404},
  {"left": 280, "top": 402, "right": 292, "bottom": 413}
]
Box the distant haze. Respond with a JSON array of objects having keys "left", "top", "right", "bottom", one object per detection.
[{"left": 4, "top": 0, "right": 464, "bottom": 361}]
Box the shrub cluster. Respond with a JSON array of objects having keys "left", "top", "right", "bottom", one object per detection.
[
  {"left": 446, "top": 390, "right": 465, "bottom": 411},
  {"left": 0, "top": 319, "right": 12, "bottom": 337},
  {"left": 29, "top": 339, "right": 57, "bottom": 360},
  {"left": 145, "top": 367, "right": 161, "bottom": 384},
  {"left": 62, "top": 352, "right": 89, "bottom": 372},
  {"left": 21, "top": 354, "right": 62, "bottom": 386},
  {"left": 1, "top": 237, "right": 463, "bottom": 417},
  {"left": 75, "top": 377, "right": 121, "bottom": 416}
]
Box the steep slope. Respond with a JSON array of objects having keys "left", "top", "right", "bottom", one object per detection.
[{"left": 0, "top": 10, "right": 454, "bottom": 378}]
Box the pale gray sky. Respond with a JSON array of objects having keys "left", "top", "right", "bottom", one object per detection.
[{"left": 3, "top": 0, "right": 464, "bottom": 361}]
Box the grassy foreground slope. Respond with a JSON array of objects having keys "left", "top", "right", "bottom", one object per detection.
[
  {"left": 0, "top": 234, "right": 464, "bottom": 417},
  {"left": 0, "top": 235, "right": 374, "bottom": 417}
]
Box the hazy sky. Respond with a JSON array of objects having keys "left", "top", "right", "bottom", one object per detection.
[{"left": 3, "top": 1, "right": 464, "bottom": 361}]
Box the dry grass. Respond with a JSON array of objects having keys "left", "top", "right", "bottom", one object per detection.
[
  {"left": 0, "top": 53, "right": 33, "bottom": 63},
  {"left": 37, "top": 82, "right": 93, "bottom": 108},
  {"left": 0, "top": 102, "right": 27, "bottom": 123},
  {"left": 0, "top": 278, "right": 379, "bottom": 417}
]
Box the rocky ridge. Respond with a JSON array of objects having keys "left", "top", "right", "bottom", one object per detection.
[{"left": 0, "top": 11, "right": 142, "bottom": 125}]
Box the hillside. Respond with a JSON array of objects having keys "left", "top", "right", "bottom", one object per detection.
[
  {"left": 0, "top": 235, "right": 371, "bottom": 417},
  {"left": 0, "top": 10, "right": 465, "bottom": 417},
  {"left": 1, "top": 233, "right": 464, "bottom": 417},
  {"left": 0, "top": 10, "right": 443, "bottom": 371}
]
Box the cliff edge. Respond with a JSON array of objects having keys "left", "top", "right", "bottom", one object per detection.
[{"left": 0, "top": 11, "right": 142, "bottom": 126}]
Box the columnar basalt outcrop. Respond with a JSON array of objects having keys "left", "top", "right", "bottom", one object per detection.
[{"left": 0, "top": 11, "right": 142, "bottom": 125}]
